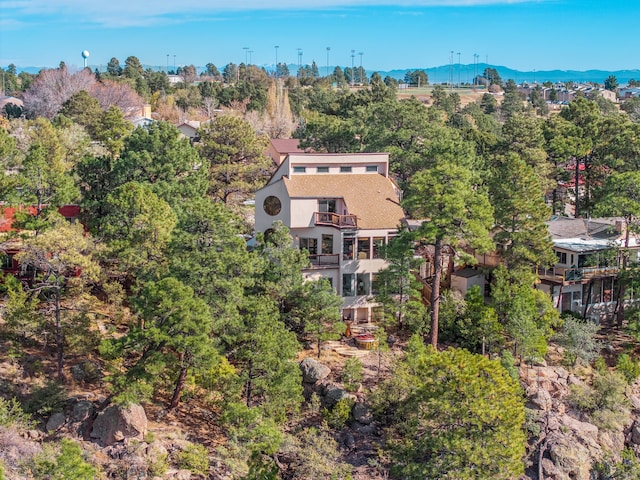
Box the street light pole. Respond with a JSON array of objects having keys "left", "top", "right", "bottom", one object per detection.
[
  {"left": 457, "top": 52, "right": 461, "bottom": 88},
  {"left": 274, "top": 45, "right": 279, "bottom": 78},
  {"left": 358, "top": 52, "right": 363, "bottom": 84},
  {"left": 166, "top": 54, "right": 169, "bottom": 74}
]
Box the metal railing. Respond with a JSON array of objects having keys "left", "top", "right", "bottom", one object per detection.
[{"left": 314, "top": 212, "right": 357, "bottom": 228}]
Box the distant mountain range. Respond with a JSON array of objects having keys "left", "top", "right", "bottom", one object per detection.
[
  {"left": 371, "top": 64, "right": 640, "bottom": 85},
  {"left": 14, "top": 63, "right": 640, "bottom": 85}
]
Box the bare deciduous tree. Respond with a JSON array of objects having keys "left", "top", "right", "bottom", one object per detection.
[{"left": 23, "top": 67, "right": 95, "bottom": 119}]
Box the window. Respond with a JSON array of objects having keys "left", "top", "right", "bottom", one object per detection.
[
  {"left": 317, "top": 166, "right": 329, "bottom": 173},
  {"left": 357, "top": 237, "right": 370, "bottom": 260},
  {"left": 342, "top": 273, "right": 355, "bottom": 296},
  {"left": 299, "top": 237, "right": 317, "bottom": 255},
  {"left": 340, "top": 166, "right": 352, "bottom": 173},
  {"left": 263, "top": 195, "right": 282, "bottom": 216},
  {"left": 366, "top": 165, "right": 378, "bottom": 172},
  {"left": 343, "top": 237, "right": 355, "bottom": 260},
  {"left": 356, "top": 273, "right": 370, "bottom": 296},
  {"left": 321, "top": 234, "right": 333, "bottom": 254},
  {"left": 318, "top": 199, "right": 336, "bottom": 213},
  {"left": 1, "top": 254, "right": 13, "bottom": 270},
  {"left": 556, "top": 251, "right": 567, "bottom": 265},
  {"left": 372, "top": 237, "right": 385, "bottom": 259},
  {"left": 293, "top": 166, "right": 306, "bottom": 173}
]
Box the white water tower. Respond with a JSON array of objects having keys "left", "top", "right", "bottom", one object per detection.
[{"left": 81, "top": 50, "right": 90, "bottom": 68}]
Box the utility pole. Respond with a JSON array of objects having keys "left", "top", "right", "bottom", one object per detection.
[
  {"left": 274, "top": 45, "right": 279, "bottom": 78},
  {"left": 457, "top": 52, "right": 461, "bottom": 88},
  {"left": 326, "top": 47, "right": 331, "bottom": 78},
  {"left": 358, "top": 52, "right": 364, "bottom": 84},
  {"left": 243, "top": 47, "right": 249, "bottom": 65},
  {"left": 449, "top": 51, "right": 454, "bottom": 92},
  {"left": 351, "top": 50, "right": 355, "bottom": 86}
]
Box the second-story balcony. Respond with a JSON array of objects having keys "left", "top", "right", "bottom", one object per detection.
[
  {"left": 307, "top": 254, "right": 340, "bottom": 268},
  {"left": 537, "top": 265, "right": 620, "bottom": 284},
  {"left": 314, "top": 212, "right": 357, "bottom": 229}
]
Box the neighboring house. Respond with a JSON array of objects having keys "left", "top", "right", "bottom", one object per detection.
[
  {"left": 254, "top": 152, "right": 406, "bottom": 323},
  {"left": 266, "top": 138, "right": 308, "bottom": 167},
  {"left": 177, "top": 120, "right": 201, "bottom": 141},
  {"left": 130, "top": 104, "right": 154, "bottom": 128},
  {"left": 451, "top": 215, "right": 640, "bottom": 322},
  {"left": 0, "top": 205, "right": 82, "bottom": 276},
  {"left": 537, "top": 216, "right": 639, "bottom": 321}
]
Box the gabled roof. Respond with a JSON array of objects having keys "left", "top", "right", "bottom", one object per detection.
[
  {"left": 283, "top": 174, "right": 405, "bottom": 230},
  {"left": 270, "top": 138, "right": 306, "bottom": 154}
]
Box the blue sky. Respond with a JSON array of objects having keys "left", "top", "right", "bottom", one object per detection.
[{"left": 1, "top": 0, "right": 639, "bottom": 73}]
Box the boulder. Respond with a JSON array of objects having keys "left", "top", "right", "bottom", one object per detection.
[
  {"left": 70, "top": 400, "right": 94, "bottom": 423},
  {"left": 299, "top": 358, "right": 331, "bottom": 384},
  {"left": 71, "top": 361, "right": 102, "bottom": 383},
  {"left": 90, "top": 404, "right": 147, "bottom": 446},
  {"left": 631, "top": 421, "right": 640, "bottom": 445},
  {"left": 352, "top": 402, "right": 372, "bottom": 425},
  {"left": 323, "top": 384, "right": 357, "bottom": 407},
  {"left": 46, "top": 412, "right": 66, "bottom": 432}
]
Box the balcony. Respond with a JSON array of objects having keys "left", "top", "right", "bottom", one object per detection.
[
  {"left": 314, "top": 212, "right": 357, "bottom": 229},
  {"left": 537, "top": 265, "right": 620, "bottom": 284},
  {"left": 308, "top": 254, "right": 340, "bottom": 268}
]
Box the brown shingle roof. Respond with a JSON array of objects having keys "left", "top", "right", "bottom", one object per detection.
[
  {"left": 284, "top": 174, "right": 405, "bottom": 230},
  {"left": 270, "top": 138, "right": 306, "bottom": 154}
]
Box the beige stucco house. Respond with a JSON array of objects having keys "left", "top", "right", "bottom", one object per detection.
[{"left": 254, "top": 152, "right": 406, "bottom": 323}]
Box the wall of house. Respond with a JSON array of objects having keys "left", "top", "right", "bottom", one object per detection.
[{"left": 254, "top": 181, "right": 291, "bottom": 233}]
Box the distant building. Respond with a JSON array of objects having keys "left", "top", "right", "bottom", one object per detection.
[{"left": 266, "top": 138, "right": 308, "bottom": 166}]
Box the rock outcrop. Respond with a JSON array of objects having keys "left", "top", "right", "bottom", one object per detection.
[{"left": 90, "top": 404, "right": 148, "bottom": 446}]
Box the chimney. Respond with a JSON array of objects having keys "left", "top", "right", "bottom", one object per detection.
[{"left": 143, "top": 104, "right": 152, "bottom": 118}]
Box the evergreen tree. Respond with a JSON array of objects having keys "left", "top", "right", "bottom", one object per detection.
[{"left": 376, "top": 338, "right": 526, "bottom": 480}]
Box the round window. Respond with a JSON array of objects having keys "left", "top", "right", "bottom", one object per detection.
[{"left": 263, "top": 195, "right": 282, "bottom": 216}]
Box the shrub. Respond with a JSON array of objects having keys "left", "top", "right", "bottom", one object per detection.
[
  {"left": 0, "top": 397, "right": 34, "bottom": 429},
  {"left": 341, "top": 358, "right": 363, "bottom": 392},
  {"left": 24, "top": 381, "right": 67, "bottom": 417},
  {"left": 616, "top": 353, "right": 640, "bottom": 384},
  {"left": 176, "top": 443, "right": 209, "bottom": 476},
  {"left": 323, "top": 398, "right": 354, "bottom": 429},
  {"left": 553, "top": 317, "right": 601, "bottom": 367},
  {"left": 568, "top": 370, "right": 630, "bottom": 430}
]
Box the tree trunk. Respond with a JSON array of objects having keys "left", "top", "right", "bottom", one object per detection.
[
  {"left": 430, "top": 237, "right": 443, "bottom": 348},
  {"left": 574, "top": 156, "right": 580, "bottom": 218},
  {"left": 245, "top": 359, "right": 253, "bottom": 408},
  {"left": 168, "top": 358, "right": 189, "bottom": 412},
  {"left": 55, "top": 286, "right": 64, "bottom": 379},
  {"left": 615, "top": 225, "right": 631, "bottom": 327}
]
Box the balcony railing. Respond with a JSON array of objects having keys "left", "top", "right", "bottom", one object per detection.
[
  {"left": 308, "top": 254, "right": 340, "bottom": 267},
  {"left": 537, "top": 265, "right": 620, "bottom": 283},
  {"left": 314, "top": 212, "right": 357, "bottom": 229}
]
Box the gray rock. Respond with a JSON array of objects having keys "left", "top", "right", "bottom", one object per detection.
[
  {"left": 90, "top": 404, "right": 147, "bottom": 446},
  {"left": 299, "top": 358, "right": 331, "bottom": 383},
  {"left": 631, "top": 422, "right": 640, "bottom": 445},
  {"left": 71, "top": 400, "right": 94, "bottom": 422},
  {"left": 541, "top": 457, "right": 559, "bottom": 476},
  {"left": 352, "top": 402, "right": 372, "bottom": 425},
  {"left": 46, "top": 412, "right": 66, "bottom": 432},
  {"left": 71, "top": 361, "right": 102, "bottom": 383},
  {"left": 323, "top": 384, "right": 357, "bottom": 407},
  {"left": 341, "top": 431, "right": 355, "bottom": 449}
]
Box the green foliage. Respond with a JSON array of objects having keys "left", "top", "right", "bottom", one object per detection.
[
  {"left": 593, "top": 447, "right": 640, "bottom": 480},
  {"left": 323, "top": 397, "right": 354, "bottom": 429},
  {"left": 569, "top": 370, "right": 630, "bottom": 430},
  {"left": 197, "top": 115, "right": 271, "bottom": 204},
  {"left": 341, "top": 358, "right": 363, "bottom": 392},
  {"left": 146, "top": 452, "right": 168, "bottom": 477},
  {"left": 491, "top": 266, "right": 558, "bottom": 362},
  {"left": 554, "top": 316, "right": 602, "bottom": 367},
  {"left": 280, "top": 426, "right": 353, "bottom": 479},
  {"left": 176, "top": 443, "right": 210, "bottom": 476},
  {"left": 500, "top": 350, "right": 520, "bottom": 383},
  {"left": 616, "top": 353, "right": 640, "bottom": 384},
  {"left": 30, "top": 439, "right": 98, "bottom": 480},
  {"left": 24, "top": 381, "right": 67, "bottom": 417},
  {"left": 0, "top": 397, "right": 34, "bottom": 429},
  {"left": 221, "top": 402, "right": 283, "bottom": 456},
  {"left": 2, "top": 274, "right": 44, "bottom": 342},
  {"left": 375, "top": 339, "right": 526, "bottom": 480},
  {"left": 373, "top": 229, "right": 427, "bottom": 334}
]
